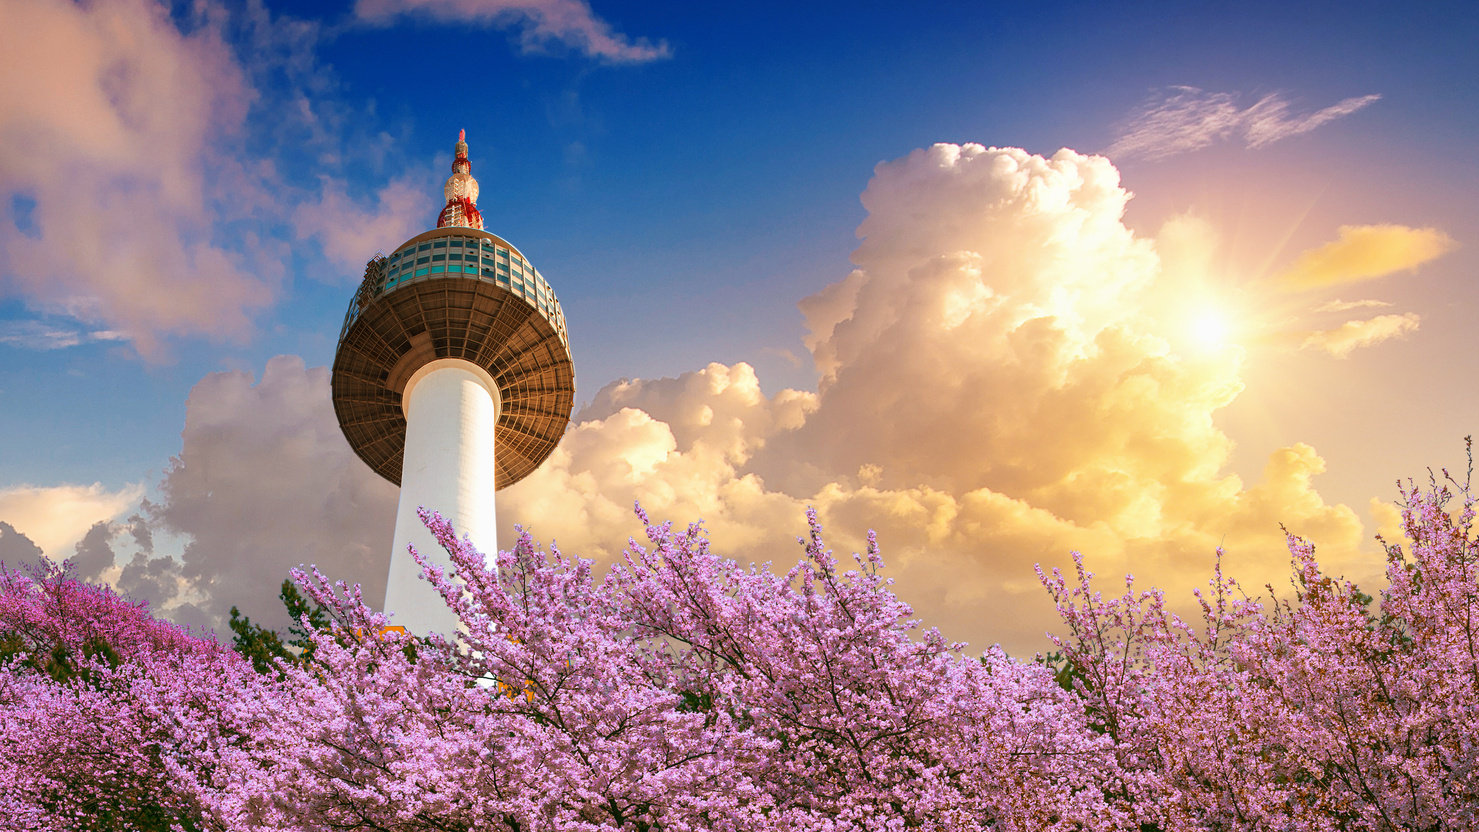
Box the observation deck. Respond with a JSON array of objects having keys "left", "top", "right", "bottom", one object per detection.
[{"left": 331, "top": 225, "right": 575, "bottom": 489}]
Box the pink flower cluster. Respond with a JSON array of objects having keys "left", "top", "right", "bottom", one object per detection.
[
  {"left": 1043, "top": 463, "right": 1479, "bottom": 830},
  {"left": 0, "top": 561, "right": 245, "bottom": 830},
  {"left": 3, "top": 464, "right": 1478, "bottom": 830}
]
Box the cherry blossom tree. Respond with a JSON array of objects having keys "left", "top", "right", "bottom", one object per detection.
[
  {"left": 1043, "top": 447, "right": 1479, "bottom": 831},
  {"left": 8, "top": 450, "right": 1479, "bottom": 831},
  {"left": 167, "top": 507, "right": 1115, "bottom": 830},
  {"left": 0, "top": 561, "right": 243, "bottom": 831}
]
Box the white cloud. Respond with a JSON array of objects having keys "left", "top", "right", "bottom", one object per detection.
[
  {"left": 354, "top": 0, "right": 670, "bottom": 63},
  {"left": 0, "top": 319, "right": 127, "bottom": 350},
  {"left": 0, "top": 482, "right": 144, "bottom": 559},
  {"left": 1107, "top": 87, "right": 1381, "bottom": 160},
  {"left": 582, "top": 363, "right": 816, "bottom": 467},
  {"left": 0, "top": 0, "right": 280, "bottom": 359},
  {"left": 294, "top": 176, "right": 431, "bottom": 276},
  {"left": 149, "top": 356, "right": 398, "bottom": 633}
]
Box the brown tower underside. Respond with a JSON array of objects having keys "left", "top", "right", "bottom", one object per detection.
[{"left": 332, "top": 277, "right": 575, "bottom": 489}]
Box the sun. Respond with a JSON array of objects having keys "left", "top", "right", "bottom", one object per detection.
[{"left": 1188, "top": 308, "right": 1232, "bottom": 349}]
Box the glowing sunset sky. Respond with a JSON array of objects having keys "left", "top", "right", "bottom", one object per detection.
[{"left": 1, "top": 0, "right": 1474, "bottom": 652}]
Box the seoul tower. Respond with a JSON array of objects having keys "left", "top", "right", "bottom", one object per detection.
[{"left": 331, "top": 131, "right": 575, "bottom": 635}]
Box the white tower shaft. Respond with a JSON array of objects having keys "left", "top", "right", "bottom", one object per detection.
[{"left": 385, "top": 358, "right": 501, "bottom": 635}]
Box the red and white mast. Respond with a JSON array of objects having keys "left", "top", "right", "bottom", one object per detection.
[{"left": 438, "top": 129, "right": 483, "bottom": 230}]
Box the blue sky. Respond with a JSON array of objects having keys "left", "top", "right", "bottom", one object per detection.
[{"left": 1, "top": 0, "right": 1475, "bottom": 651}]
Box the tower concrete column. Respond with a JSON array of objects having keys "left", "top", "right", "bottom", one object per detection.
[{"left": 385, "top": 358, "right": 501, "bottom": 635}]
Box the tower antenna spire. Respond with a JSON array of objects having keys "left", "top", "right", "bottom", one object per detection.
[{"left": 438, "top": 129, "right": 483, "bottom": 229}]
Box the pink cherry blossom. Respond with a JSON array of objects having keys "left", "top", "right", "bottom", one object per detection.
[
  {"left": 7, "top": 448, "right": 1479, "bottom": 830},
  {"left": 1043, "top": 445, "right": 1479, "bottom": 830}
]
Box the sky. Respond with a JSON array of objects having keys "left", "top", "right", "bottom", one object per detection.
[{"left": 1, "top": 0, "right": 1476, "bottom": 654}]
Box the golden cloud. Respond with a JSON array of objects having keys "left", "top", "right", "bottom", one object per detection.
[
  {"left": 1302, "top": 312, "right": 1421, "bottom": 358},
  {"left": 1277, "top": 225, "right": 1456, "bottom": 290},
  {"left": 1314, "top": 298, "right": 1393, "bottom": 313},
  {"left": 0, "top": 482, "right": 144, "bottom": 559},
  {"left": 496, "top": 145, "right": 1380, "bottom": 652}
]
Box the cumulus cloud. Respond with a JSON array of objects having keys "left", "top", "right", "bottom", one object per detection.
[
  {"left": 294, "top": 176, "right": 431, "bottom": 276},
  {"left": 0, "top": 0, "right": 279, "bottom": 358},
  {"left": 0, "top": 521, "right": 44, "bottom": 571},
  {"left": 1302, "top": 312, "right": 1421, "bottom": 358},
  {"left": 67, "top": 520, "right": 121, "bottom": 583},
  {"left": 144, "top": 144, "right": 1386, "bottom": 652},
  {"left": 22, "top": 514, "right": 213, "bottom": 628},
  {"left": 1107, "top": 86, "right": 1381, "bottom": 160},
  {"left": 1276, "top": 224, "right": 1457, "bottom": 290},
  {"left": 0, "top": 482, "right": 143, "bottom": 559},
  {"left": 500, "top": 363, "right": 817, "bottom": 559},
  {"left": 501, "top": 145, "right": 1374, "bottom": 649},
  {"left": 148, "top": 356, "right": 397, "bottom": 633},
  {"left": 354, "top": 0, "right": 670, "bottom": 62}
]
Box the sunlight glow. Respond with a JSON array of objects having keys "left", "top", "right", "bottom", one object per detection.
[{"left": 1188, "top": 308, "right": 1232, "bottom": 349}]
